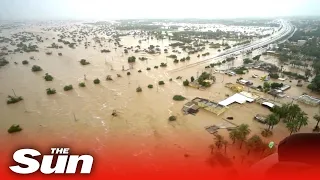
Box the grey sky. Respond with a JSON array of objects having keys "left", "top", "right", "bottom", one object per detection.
[{"left": 0, "top": 0, "right": 320, "bottom": 20}]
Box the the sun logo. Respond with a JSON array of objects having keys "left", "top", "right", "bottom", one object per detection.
[{"left": 9, "top": 148, "right": 94, "bottom": 174}]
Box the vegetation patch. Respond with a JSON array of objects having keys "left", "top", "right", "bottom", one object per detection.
[
  {"left": 136, "top": 86, "right": 142, "bottom": 92},
  {"left": 79, "top": 82, "right": 86, "bottom": 87},
  {"left": 8, "top": 125, "right": 22, "bottom": 134},
  {"left": 158, "top": 81, "right": 165, "bottom": 85},
  {"left": 173, "top": 95, "right": 186, "bottom": 101},
  {"left": 44, "top": 73, "right": 54, "bottom": 81},
  {"left": 46, "top": 88, "right": 56, "bottom": 95},
  {"left": 7, "top": 95, "right": 23, "bottom": 104},
  {"left": 64, "top": 85, "right": 73, "bottom": 91},
  {"left": 80, "top": 59, "right": 90, "bottom": 65},
  {"left": 32, "top": 65, "right": 42, "bottom": 72},
  {"left": 168, "top": 115, "right": 177, "bottom": 121},
  {"left": 93, "top": 78, "right": 100, "bottom": 84},
  {"left": 148, "top": 84, "right": 153, "bottom": 89}
]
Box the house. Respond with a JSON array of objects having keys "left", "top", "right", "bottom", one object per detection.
[{"left": 218, "top": 93, "right": 254, "bottom": 107}]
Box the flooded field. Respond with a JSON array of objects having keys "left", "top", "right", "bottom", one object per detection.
[{"left": 0, "top": 22, "right": 319, "bottom": 172}]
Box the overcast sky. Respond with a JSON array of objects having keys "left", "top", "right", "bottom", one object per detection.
[{"left": 0, "top": 0, "right": 319, "bottom": 20}]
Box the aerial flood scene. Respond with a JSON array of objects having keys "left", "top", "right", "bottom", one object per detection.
[{"left": 1, "top": 0, "right": 320, "bottom": 179}]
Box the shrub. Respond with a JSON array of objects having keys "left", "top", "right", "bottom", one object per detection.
[
  {"left": 79, "top": 82, "right": 85, "bottom": 87},
  {"left": 169, "top": 78, "right": 172, "bottom": 81},
  {"left": 64, "top": 85, "right": 73, "bottom": 91},
  {"left": 128, "top": 56, "right": 136, "bottom": 63},
  {"left": 173, "top": 59, "right": 179, "bottom": 63},
  {"left": 8, "top": 124, "right": 22, "bottom": 133},
  {"left": 46, "top": 52, "right": 52, "bottom": 55},
  {"left": 146, "top": 67, "right": 151, "bottom": 71},
  {"left": 269, "top": 73, "right": 279, "bottom": 79},
  {"left": 148, "top": 84, "right": 153, "bottom": 88},
  {"left": 80, "top": 59, "right": 90, "bottom": 65},
  {"left": 127, "top": 72, "right": 131, "bottom": 75},
  {"left": 243, "top": 58, "right": 253, "bottom": 64},
  {"left": 7, "top": 95, "right": 23, "bottom": 104},
  {"left": 101, "top": 49, "right": 111, "bottom": 53},
  {"left": 58, "top": 53, "right": 62, "bottom": 56},
  {"left": 186, "top": 56, "right": 190, "bottom": 60},
  {"left": 154, "top": 66, "right": 158, "bottom": 69},
  {"left": 183, "top": 79, "right": 189, "bottom": 86},
  {"left": 136, "top": 86, "right": 142, "bottom": 92},
  {"left": 158, "top": 81, "right": 165, "bottom": 85},
  {"left": 138, "top": 70, "right": 142, "bottom": 73},
  {"left": 22, "top": 60, "right": 29, "bottom": 65},
  {"left": 46, "top": 88, "right": 56, "bottom": 95},
  {"left": 93, "top": 78, "right": 100, "bottom": 84},
  {"left": 160, "top": 63, "right": 167, "bottom": 67},
  {"left": 168, "top": 116, "right": 177, "bottom": 121},
  {"left": 44, "top": 73, "right": 53, "bottom": 81},
  {"left": 32, "top": 65, "right": 42, "bottom": 72},
  {"left": 261, "top": 129, "right": 273, "bottom": 137},
  {"left": 173, "top": 95, "right": 186, "bottom": 101}
]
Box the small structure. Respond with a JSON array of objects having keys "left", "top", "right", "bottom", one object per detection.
[
  {"left": 297, "top": 95, "right": 320, "bottom": 106},
  {"left": 279, "top": 85, "right": 291, "bottom": 91},
  {"left": 192, "top": 97, "right": 227, "bottom": 116},
  {"left": 225, "top": 83, "right": 244, "bottom": 92},
  {"left": 262, "top": 102, "right": 275, "bottom": 109},
  {"left": 182, "top": 101, "right": 200, "bottom": 114},
  {"left": 254, "top": 114, "right": 267, "bottom": 124},
  {"left": 218, "top": 93, "right": 254, "bottom": 107},
  {"left": 237, "top": 79, "right": 253, "bottom": 86}
]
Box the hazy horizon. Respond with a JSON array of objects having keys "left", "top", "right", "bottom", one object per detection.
[{"left": 0, "top": 0, "right": 320, "bottom": 21}]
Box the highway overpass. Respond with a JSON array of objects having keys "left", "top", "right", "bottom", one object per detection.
[{"left": 168, "top": 20, "right": 295, "bottom": 73}]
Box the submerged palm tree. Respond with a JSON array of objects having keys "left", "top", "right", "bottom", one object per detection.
[
  {"left": 246, "top": 135, "right": 263, "bottom": 155},
  {"left": 229, "top": 129, "right": 238, "bottom": 144},
  {"left": 265, "top": 113, "right": 279, "bottom": 130},
  {"left": 237, "top": 124, "right": 251, "bottom": 149},
  {"left": 313, "top": 114, "right": 320, "bottom": 132}
]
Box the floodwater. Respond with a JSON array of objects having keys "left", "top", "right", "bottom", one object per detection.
[{"left": 0, "top": 24, "right": 319, "bottom": 172}]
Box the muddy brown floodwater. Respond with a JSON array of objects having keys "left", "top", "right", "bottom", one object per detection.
[{"left": 0, "top": 25, "right": 319, "bottom": 172}]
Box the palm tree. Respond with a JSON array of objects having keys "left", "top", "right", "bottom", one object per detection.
[
  {"left": 265, "top": 114, "right": 279, "bottom": 130},
  {"left": 222, "top": 140, "right": 228, "bottom": 154},
  {"left": 313, "top": 114, "right": 320, "bottom": 130},
  {"left": 286, "top": 121, "right": 298, "bottom": 135},
  {"left": 271, "top": 104, "right": 287, "bottom": 121},
  {"left": 237, "top": 124, "right": 251, "bottom": 149},
  {"left": 246, "top": 135, "right": 263, "bottom": 155},
  {"left": 209, "top": 144, "right": 215, "bottom": 154},
  {"left": 229, "top": 129, "right": 238, "bottom": 144},
  {"left": 296, "top": 112, "right": 308, "bottom": 131},
  {"left": 214, "top": 134, "right": 224, "bottom": 150}
]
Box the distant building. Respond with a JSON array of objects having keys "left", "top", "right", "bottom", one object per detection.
[{"left": 297, "top": 40, "right": 307, "bottom": 46}]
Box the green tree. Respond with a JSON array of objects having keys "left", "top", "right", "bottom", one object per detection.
[
  {"left": 296, "top": 112, "right": 308, "bottom": 131},
  {"left": 286, "top": 121, "right": 299, "bottom": 135},
  {"left": 246, "top": 135, "right": 263, "bottom": 155},
  {"left": 229, "top": 129, "right": 238, "bottom": 144},
  {"left": 183, "top": 79, "right": 189, "bottom": 86},
  {"left": 313, "top": 114, "right": 320, "bottom": 132},
  {"left": 265, "top": 114, "right": 279, "bottom": 130},
  {"left": 191, "top": 76, "right": 195, "bottom": 82},
  {"left": 237, "top": 124, "right": 251, "bottom": 149},
  {"left": 263, "top": 82, "right": 271, "bottom": 92},
  {"left": 308, "top": 74, "right": 320, "bottom": 92}
]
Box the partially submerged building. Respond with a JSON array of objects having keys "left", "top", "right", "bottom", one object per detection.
[
  {"left": 218, "top": 92, "right": 255, "bottom": 107},
  {"left": 191, "top": 97, "right": 227, "bottom": 116},
  {"left": 297, "top": 95, "right": 320, "bottom": 106}
]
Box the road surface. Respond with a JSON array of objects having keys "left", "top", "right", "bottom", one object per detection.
[{"left": 168, "top": 20, "right": 295, "bottom": 73}]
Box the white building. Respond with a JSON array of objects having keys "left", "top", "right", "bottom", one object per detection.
[{"left": 297, "top": 40, "right": 307, "bottom": 46}]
